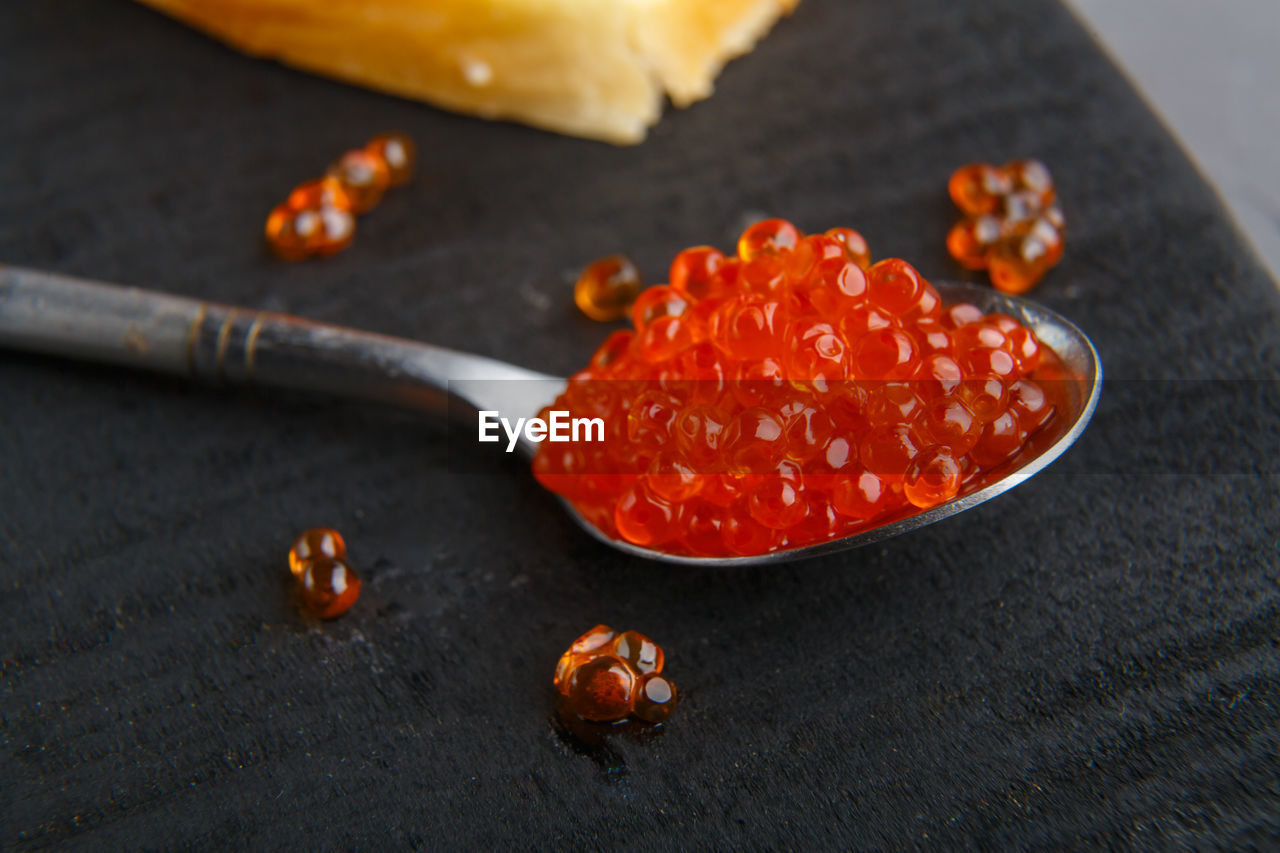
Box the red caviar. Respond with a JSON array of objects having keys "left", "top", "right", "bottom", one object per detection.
[
  {"left": 553, "top": 625, "right": 676, "bottom": 723},
  {"left": 532, "top": 220, "right": 1065, "bottom": 557},
  {"left": 575, "top": 254, "right": 643, "bottom": 321},
  {"left": 946, "top": 160, "right": 1064, "bottom": 293},
  {"left": 266, "top": 133, "right": 416, "bottom": 260},
  {"left": 289, "top": 528, "right": 360, "bottom": 618}
]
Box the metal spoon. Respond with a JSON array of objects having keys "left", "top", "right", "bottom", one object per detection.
[{"left": 0, "top": 265, "right": 1100, "bottom": 566}]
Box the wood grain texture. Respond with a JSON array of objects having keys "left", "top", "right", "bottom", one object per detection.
[{"left": 2, "top": 0, "right": 1278, "bottom": 847}]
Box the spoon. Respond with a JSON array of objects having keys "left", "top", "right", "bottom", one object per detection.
[{"left": 0, "top": 265, "right": 1100, "bottom": 566}]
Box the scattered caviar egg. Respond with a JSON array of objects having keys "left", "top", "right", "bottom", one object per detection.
[
  {"left": 265, "top": 204, "right": 319, "bottom": 261},
  {"left": 633, "top": 675, "right": 677, "bottom": 723},
  {"left": 266, "top": 133, "right": 415, "bottom": 261},
  {"left": 532, "top": 220, "right": 1067, "bottom": 557},
  {"left": 287, "top": 176, "right": 352, "bottom": 213},
  {"left": 575, "top": 254, "right": 642, "bottom": 322},
  {"left": 327, "top": 148, "right": 390, "bottom": 213},
  {"left": 289, "top": 528, "right": 359, "bottom": 618},
  {"left": 289, "top": 527, "right": 347, "bottom": 577},
  {"left": 554, "top": 625, "right": 676, "bottom": 725},
  {"left": 298, "top": 556, "right": 361, "bottom": 619},
  {"left": 365, "top": 132, "right": 416, "bottom": 186},
  {"left": 945, "top": 161, "right": 1064, "bottom": 292}
]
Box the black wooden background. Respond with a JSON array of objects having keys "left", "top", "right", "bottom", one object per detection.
[{"left": 2, "top": 0, "right": 1278, "bottom": 847}]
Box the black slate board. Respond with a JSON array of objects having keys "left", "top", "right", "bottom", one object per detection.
[{"left": 2, "top": 0, "right": 1279, "bottom": 848}]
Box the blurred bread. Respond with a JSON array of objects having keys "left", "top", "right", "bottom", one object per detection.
[{"left": 134, "top": 0, "right": 800, "bottom": 144}]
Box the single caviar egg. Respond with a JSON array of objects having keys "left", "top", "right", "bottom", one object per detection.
[
  {"left": 327, "top": 148, "right": 391, "bottom": 213},
  {"left": 265, "top": 203, "right": 319, "bottom": 261},
  {"left": 554, "top": 625, "right": 676, "bottom": 725},
  {"left": 365, "top": 132, "right": 416, "bottom": 186},
  {"left": 298, "top": 556, "right": 361, "bottom": 619},
  {"left": 532, "top": 220, "right": 1067, "bottom": 557},
  {"left": 289, "top": 527, "right": 346, "bottom": 577},
  {"left": 575, "top": 254, "right": 642, "bottom": 322}
]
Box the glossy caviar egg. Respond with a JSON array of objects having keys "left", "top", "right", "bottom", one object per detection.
[
  {"left": 365, "top": 132, "right": 417, "bottom": 186},
  {"left": 946, "top": 161, "right": 1064, "bottom": 291},
  {"left": 633, "top": 675, "right": 678, "bottom": 723},
  {"left": 327, "top": 148, "right": 391, "bottom": 213},
  {"left": 832, "top": 471, "right": 897, "bottom": 520},
  {"left": 566, "top": 656, "right": 636, "bottom": 722},
  {"left": 555, "top": 625, "right": 676, "bottom": 724},
  {"left": 825, "top": 227, "right": 872, "bottom": 269},
  {"left": 738, "top": 218, "right": 800, "bottom": 261},
  {"left": 575, "top": 254, "right": 643, "bottom": 322},
  {"left": 614, "top": 485, "right": 678, "bottom": 546},
  {"left": 287, "top": 176, "right": 351, "bottom": 213},
  {"left": 289, "top": 527, "right": 347, "bottom": 577},
  {"left": 613, "top": 630, "right": 664, "bottom": 673},
  {"left": 748, "top": 477, "right": 808, "bottom": 529},
  {"left": 265, "top": 204, "right": 318, "bottom": 261},
  {"left": 670, "top": 246, "right": 728, "bottom": 301},
  {"left": 903, "top": 445, "right": 962, "bottom": 509},
  {"left": 531, "top": 220, "right": 1066, "bottom": 557},
  {"left": 313, "top": 206, "right": 356, "bottom": 255},
  {"left": 298, "top": 556, "right": 361, "bottom": 619},
  {"left": 948, "top": 163, "right": 1012, "bottom": 215}
]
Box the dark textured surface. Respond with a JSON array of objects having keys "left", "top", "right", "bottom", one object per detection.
[{"left": 3, "top": 0, "right": 1279, "bottom": 848}]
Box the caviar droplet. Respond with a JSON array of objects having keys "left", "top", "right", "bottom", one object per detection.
[
  {"left": 669, "top": 246, "right": 727, "bottom": 301},
  {"left": 298, "top": 556, "right": 361, "bottom": 619},
  {"left": 633, "top": 675, "right": 677, "bottom": 723},
  {"left": 738, "top": 218, "right": 800, "bottom": 261},
  {"left": 825, "top": 227, "right": 872, "bottom": 269},
  {"left": 289, "top": 527, "right": 347, "bottom": 577},
  {"left": 265, "top": 204, "right": 317, "bottom": 261},
  {"left": 575, "top": 254, "right": 642, "bottom": 322},
  {"left": 566, "top": 656, "right": 636, "bottom": 722},
  {"left": 327, "top": 148, "right": 390, "bottom": 213},
  {"left": 948, "top": 163, "right": 1012, "bottom": 215},
  {"left": 903, "top": 445, "right": 962, "bottom": 508},
  {"left": 613, "top": 630, "right": 664, "bottom": 674},
  {"left": 554, "top": 625, "right": 676, "bottom": 725},
  {"left": 366, "top": 133, "right": 417, "bottom": 186},
  {"left": 287, "top": 176, "right": 351, "bottom": 213}
]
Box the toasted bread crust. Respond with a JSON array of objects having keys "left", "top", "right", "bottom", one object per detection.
[{"left": 134, "top": 0, "right": 798, "bottom": 143}]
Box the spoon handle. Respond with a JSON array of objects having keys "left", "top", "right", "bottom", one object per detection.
[{"left": 0, "top": 265, "right": 558, "bottom": 416}]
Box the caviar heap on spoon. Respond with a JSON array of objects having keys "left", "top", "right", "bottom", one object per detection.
[{"left": 0, "top": 247, "right": 1098, "bottom": 568}]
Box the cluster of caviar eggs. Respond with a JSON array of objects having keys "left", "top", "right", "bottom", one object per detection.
[
  {"left": 532, "top": 218, "right": 1063, "bottom": 557},
  {"left": 554, "top": 625, "right": 677, "bottom": 724},
  {"left": 289, "top": 528, "right": 361, "bottom": 618},
  {"left": 265, "top": 133, "right": 416, "bottom": 261},
  {"left": 946, "top": 160, "right": 1065, "bottom": 294}
]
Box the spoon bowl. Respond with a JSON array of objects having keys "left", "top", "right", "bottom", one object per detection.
[
  {"left": 0, "top": 267, "right": 1099, "bottom": 567},
  {"left": 550, "top": 280, "right": 1101, "bottom": 566}
]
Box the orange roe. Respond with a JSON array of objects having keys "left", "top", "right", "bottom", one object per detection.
[
  {"left": 266, "top": 133, "right": 415, "bottom": 261},
  {"left": 553, "top": 625, "right": 677, "bottom": 724},
  {"left": 289, "top": 527, "right": 360, "bottom": 618},
  {"left": 946, "top": 160, "right": 1064, "bottom": 293},
  {"left": 575, "top": 254, "right": 642, "bottom": 321},
  {"left": 532, "top": 220, "right": 1066, "bottom": 557}
]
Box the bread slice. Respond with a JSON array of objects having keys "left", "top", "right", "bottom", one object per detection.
[{"left": 134, "top": 0, "right": 800, "bottom": 144}]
